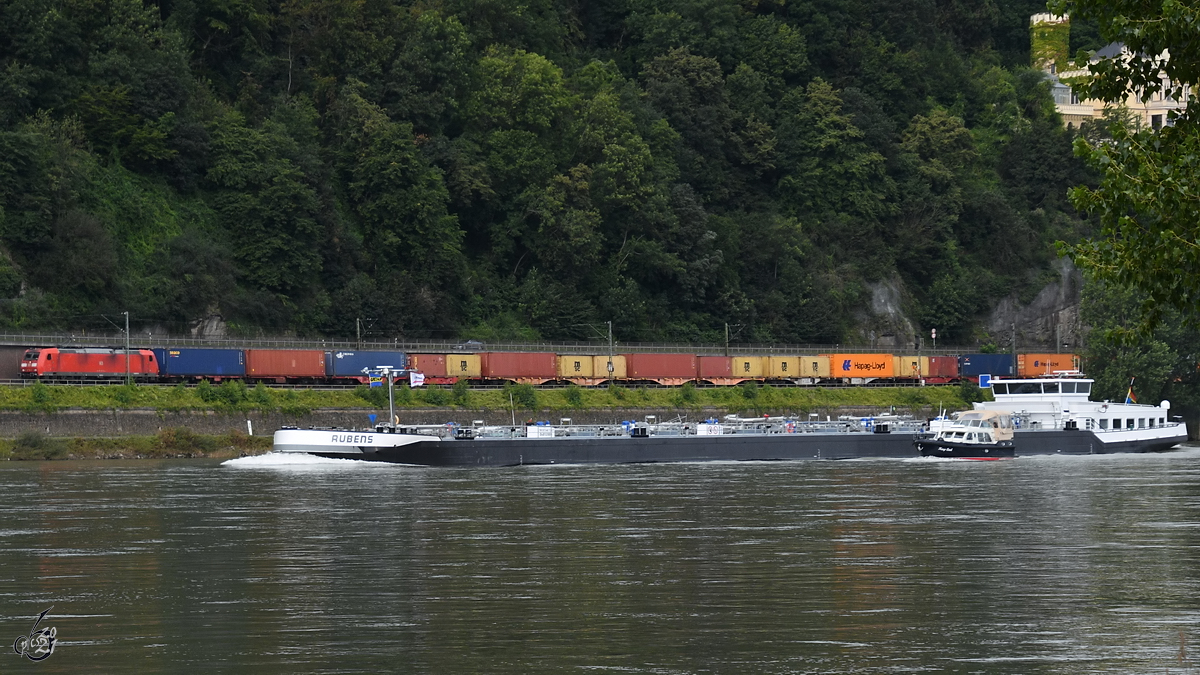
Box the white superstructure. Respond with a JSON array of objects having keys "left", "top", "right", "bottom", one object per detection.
[{"left": 975, "top": 371, "right": 1187, "bottom": 448}]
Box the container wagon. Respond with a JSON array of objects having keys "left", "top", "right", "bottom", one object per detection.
[
  {"left": 624, "top": 353, "right": 697, "bottom": 385},
  {"left": 959, "top": 354, "right": 1015, "bottom": 379},
  {"left": 1017, "top": 353, "right": 1080, "bottom": 378},
  {"left": 0, "top": 346, "right": 27, "bottom": 380},
  {"left": 480, "top": 352, "right": 558, "bottom": 385},
  {"left": 153, "top": 348, "right": 245, "bottom": 381},
  {"left": 245, "top": 349, "right": 325, "bottom": 383},
  {"left": 325, "top": 351, "right": 407, "bottom": 384},
  {"left": 826, "top": 354, "right": 894, "bottom": 383}
]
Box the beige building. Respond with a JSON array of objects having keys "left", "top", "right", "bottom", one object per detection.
[{"left": 1031, "top": 13, "right": 1190, "bottom": 129}]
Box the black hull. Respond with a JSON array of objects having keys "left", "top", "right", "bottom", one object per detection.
[
  {"left": 914, "top": 438, "right": 1015, "bottom": 459},
  {"left": 354, "top": 432, "right": 923, "bottom": 466},
  {"left": 1013, "top": 429, "right": 1184, "bottom": 455},
  {"left": 301, "top": 428, "right": 1185, "bottom": 467}
]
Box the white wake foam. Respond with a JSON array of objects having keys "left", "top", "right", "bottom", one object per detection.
[{"left": 222, "top": 452, "right": 391, "bottom": 469}]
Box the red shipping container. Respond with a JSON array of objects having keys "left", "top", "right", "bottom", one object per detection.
[
  {"left": 480, "top": 352, "right": 558, "bottom": 379},
  {"left": 625, "top": 353, "right": 698, "bottom": 379},
  {"left": 927, "top": 355, "right": 958, "bottom": 379},
  {"left": 408, "top": 354, "right": 448, "bottom": 376},
  {"left": 245, "top": 349, "right": 325, "bottom": 378},
  {"left": 698, "top": 356, "right": 732, "bottom": 378}
]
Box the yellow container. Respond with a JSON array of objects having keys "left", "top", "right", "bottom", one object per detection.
[
  {"left": 732, "top": 356, "right": 766, "bottom": 378},
  {"left": 592, "top": 354, "right": 626, "bottom": 379},
  {"left": 446, "top": 354, "right": 481, "bottom": 378},
  {"left": 768, "top": 356, "right": 800, "bottom": 378},
  {"left": 803, "top": 356, "right": 831, "bottom": 378},
  {"left": 558, "top": 355, "right": 595, "bottom": 378},
  {"left": 893, "top": 355, "right": 926, "bottom": 379}
]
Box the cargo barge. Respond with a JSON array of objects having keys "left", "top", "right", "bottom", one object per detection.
[
  {"left": 274, "top": 416, "right": 926, "bottom": 466},
  {"left": 271, "top": 371, "right": 1187, "bottom": 466}
]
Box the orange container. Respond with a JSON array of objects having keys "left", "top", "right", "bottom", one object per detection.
[
  {"left": 1018, "top": 353, "right": 1079, "bottom": 377},
  {"left": 827, "top": 354, "right": 894, "bottom": 378}
]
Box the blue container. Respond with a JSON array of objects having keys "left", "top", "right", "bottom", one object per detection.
[
  {"left": 325, "top": 351, "right": 408, "bottom": 379},
  {"left": 958, "top": 354, "right": 1014, "bottom": 377},
  {"left": 153, "top": 348, "right": 246, "bottom": 377}
]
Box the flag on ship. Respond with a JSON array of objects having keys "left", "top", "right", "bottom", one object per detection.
[{"left": 1125, "top": 377, "right": 1137, "bottom": 404}]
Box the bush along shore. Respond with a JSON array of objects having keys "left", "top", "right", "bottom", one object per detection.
[
  {"left": 1, "top": 428, "right": 272, "bottom": 461},
  {"left": 3, "top": 381, "right": 985, "bottom": 415}
]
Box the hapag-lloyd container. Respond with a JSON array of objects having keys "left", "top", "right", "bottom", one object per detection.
[
  {"left": 1017, "top": 353, "right": 1079, "bottom": 377},
  {"left": 826, "top": 354, "right": 894, "bottom": 378}
]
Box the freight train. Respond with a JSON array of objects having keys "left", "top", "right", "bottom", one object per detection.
[{"left": 11, "top": 345, "right": 1081, "bottom": 387}]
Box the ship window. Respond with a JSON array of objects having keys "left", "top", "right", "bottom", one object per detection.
[
  {"left": 1160, "top": 417, "right": 1165, "bottom": 426},
  {"left": 1138, "top": 418, "right": 1145, "bottom": 428},
  {"left": 1127, "top": 419, "right": 1135, "bottom": 430},
  {"left": 992, "top": 383, "right": 1008, "bottom": 394},
  {"left": 1010, "top": 382, "right": 1042, "bottom": 394},
  {"left": 1148, "top": 418, "right": 1154, "bottom": 428},
  {"left": 982, "top": 434, "right": 992, "bottom": 443},
  {"left": 1043, "top": 382, "right": 1059, "bottom": 394},
  {"left": 1077, "top": 382, "right": 1091, "bottom": 394},
  {"left": 1099, "top": 419, "right": 1108, "bottom": 429},
  {"left": 1061, "top": 382, "right": 1076, "bottom": 393}
]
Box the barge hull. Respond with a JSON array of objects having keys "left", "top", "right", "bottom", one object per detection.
[{"left": 368, "top": 433, "right": 922, "bottom": 467}]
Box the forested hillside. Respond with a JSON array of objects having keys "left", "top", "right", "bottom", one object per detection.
[{"left": 0, "top": 0, "right": 1094, "bottom": 344}]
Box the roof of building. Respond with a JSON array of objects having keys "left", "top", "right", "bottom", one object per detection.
[{"left": 1092, "top": 42, "right": 1125, "bottom": 61}]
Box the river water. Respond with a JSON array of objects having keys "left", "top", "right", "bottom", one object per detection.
[{"left": 2, "top": 449, "right": 1199, "bottom": 673}]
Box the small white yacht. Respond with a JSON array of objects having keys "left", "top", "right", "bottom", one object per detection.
[{"left": 914, "top": 409, "right": 1016, "bottom": 459}]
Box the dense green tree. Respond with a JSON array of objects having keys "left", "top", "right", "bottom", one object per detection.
[
  {"left": 0, "top": 0, "right": 1099, "bottom": 344},
  {"left": 1052, "top": 0, "right": 1200, "bottom": 332},
  {"left": 205, "top": 109, "right": 322, "bottom": 296}
]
